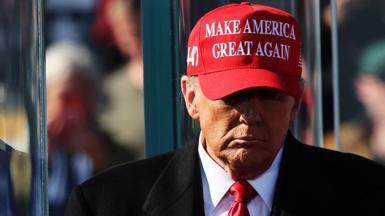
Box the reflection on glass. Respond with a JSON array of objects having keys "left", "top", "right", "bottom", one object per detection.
[{"left": 0, "top": 0, "right": 47, "bottom": 215}]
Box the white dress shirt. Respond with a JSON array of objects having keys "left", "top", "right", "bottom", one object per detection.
[{"left": 198, "top": 133, "right": 283, "bottom": 216}]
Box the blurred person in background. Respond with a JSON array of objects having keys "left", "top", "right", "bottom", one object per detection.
[
  {"left": 94, "top": 0, "right": 144, "bottom": 159},
  {"left": 353, "top": 40, "right": 385, "bottom": 164},
  {"left": 0, "top": 139, "right": 31, "bottom": 216},
  {"left": 325, "top": 39, "right": 385, "bottom": 165},
  {"left": 46, "top": 41, "right": 133, "bottom": 215},
  {"left": 324, "top": 0, "right": 385, "bottom": 122},
  {"left": 0, "top": 139, "right": 16, "bottom": 215},
  {"left": 320, "top": 0, "right": 385, "bottom": 163}
]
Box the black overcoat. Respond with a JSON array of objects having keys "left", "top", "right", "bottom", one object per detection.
[{"left": 65, "top": 132, "right": 385, "bottom": 216}]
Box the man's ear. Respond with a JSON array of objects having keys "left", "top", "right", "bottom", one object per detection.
[
  {"left": 181, "top": 75, "right": 199, "bottom": 119},
  {"left": 290, "top": 99, "right": 301, "bottom": 121},
  {"left": 290, "top": 81, "right": 305, "bottom": 121}
]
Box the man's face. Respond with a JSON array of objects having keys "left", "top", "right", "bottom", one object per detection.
[{"left": 182, "top": 76, "right": 298, "bottom": 180}]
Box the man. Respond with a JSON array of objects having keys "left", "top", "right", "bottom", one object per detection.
[
  {"left": 97, "top": 0, "right": 145, "bottom": 159},
  {"left": 46, "top": 41, "right": 134, "bottom": 215},
  {"left": 0, "top": 139, "right": 16, "bottom": 215},
  {"left": 65, "top": 3, "right": 385, "bottom": 216}
]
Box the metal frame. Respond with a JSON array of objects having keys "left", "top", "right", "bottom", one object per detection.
[{"left": 142, "top": 0, "right": 179, "bottom": 157}]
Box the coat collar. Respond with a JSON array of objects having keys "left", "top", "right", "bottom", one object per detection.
[
  {"left": 142, "top": 140, "right": 205, "bottom": 216},
  {"left": 270, "top": 131, "right": 310, "bottom": 216},
  {"left": 142, "top": 131, "right": 306, "bottom": 216}
]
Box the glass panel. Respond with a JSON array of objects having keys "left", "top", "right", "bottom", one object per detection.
[
  {"left": 297, "top": 0, "right": 324, "bottom": 147},
  {"left": 0, "top": 0, "right": 47, "bottom": 215}
]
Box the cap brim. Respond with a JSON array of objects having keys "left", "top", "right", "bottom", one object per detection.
[{"left": 198, "top": 68, "right": 302, "bottom": 100}]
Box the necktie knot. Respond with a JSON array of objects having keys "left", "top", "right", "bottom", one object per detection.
[{"left": 229, "top": 180, "right": 257, "bottom": 203}]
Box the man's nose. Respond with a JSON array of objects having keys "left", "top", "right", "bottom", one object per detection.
[{"left": 239, "top": 98, "right": 262, "bottom": 125}]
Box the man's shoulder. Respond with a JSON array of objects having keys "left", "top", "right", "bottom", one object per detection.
[
  {"left": 76, "top": 151, "right": 176, "bottom": 204},
  {"left": 84, "top": 150, "right": 175, "bottom": 189},
  {"left": 278, "top": 138, "right": 385, "bottom": 214},
  {"left": 293, "top": 140, "right": 385, "bottom": 184},
  {"left": 65, "top": 150, "right": 179, "bottom": 215},
  {"left": 301, "top": 142, "right": 384, "bottom": 169},
  {"left": 65, "top": 141, "right": 201, "bottom": 216}
]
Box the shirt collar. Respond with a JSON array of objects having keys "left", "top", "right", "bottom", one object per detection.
[
  {"left": 198, "top": 132, "right": 283, "bottom": 210},
  {"left": 248, "top": 144, "right": 283, "bottom": 210}
]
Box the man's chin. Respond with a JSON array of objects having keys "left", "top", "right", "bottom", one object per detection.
[
  {"left": 227, "top": 169, "right": 261, "bottom": 181},
  {"left": 226, "top": 161, "right": 271, "bottom": 180}
]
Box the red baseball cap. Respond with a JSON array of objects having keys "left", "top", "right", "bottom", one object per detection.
[{"left": 186, "top": 2, "right": 302, "bottom": 100}]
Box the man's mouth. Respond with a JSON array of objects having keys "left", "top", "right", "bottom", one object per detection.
[{"left": 228, "top": 138, "right": 265, "bottom": 148}]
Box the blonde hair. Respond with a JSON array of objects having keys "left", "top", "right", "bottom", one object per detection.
[{"left": 45, "top": 41, "right": 96, "bottom": 86}]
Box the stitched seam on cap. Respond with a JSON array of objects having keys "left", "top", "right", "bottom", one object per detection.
[
  {"left": 198, "top": 16, "right": 205, "bottom": 74},
  {"left": 198, "top": 67, "right": 300, "bottom": 78}
]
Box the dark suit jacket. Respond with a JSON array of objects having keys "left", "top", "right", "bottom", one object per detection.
[{"left": 65, "top": 132, "right": 385, "bottom": 216}]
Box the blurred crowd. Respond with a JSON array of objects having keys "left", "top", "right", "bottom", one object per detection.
[
  {"left": 40, "top": 0, "right": 385, "bottom": 215},
  {"left": 45, "top": 0, "right": 143, "bottom": 214}
]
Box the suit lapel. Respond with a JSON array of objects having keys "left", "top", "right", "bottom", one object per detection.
[
  {"left": 270, "top": 131, "right": 305, "bottom": 216},
  {"left": 142, "top": 142, "right": 204, "bottom": 216}
]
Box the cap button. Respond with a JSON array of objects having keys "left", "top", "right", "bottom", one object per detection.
[{"left": 240, "top": 2, "right": 251, "bottom": 5}]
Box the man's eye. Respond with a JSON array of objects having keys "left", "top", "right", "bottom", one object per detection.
[
  {"left": 221, "top": 88, "right": 287, "bottom": 105},
  {"left": 257, "top": 89, "right": 286, "bottom": 101},
  {"left": 222, "top": 94, "right": 243, "bottom": 105}
]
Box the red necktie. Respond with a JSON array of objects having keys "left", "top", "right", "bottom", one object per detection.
[{"left": 227, "top": 180, "right": 257, "bottom": 216}]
